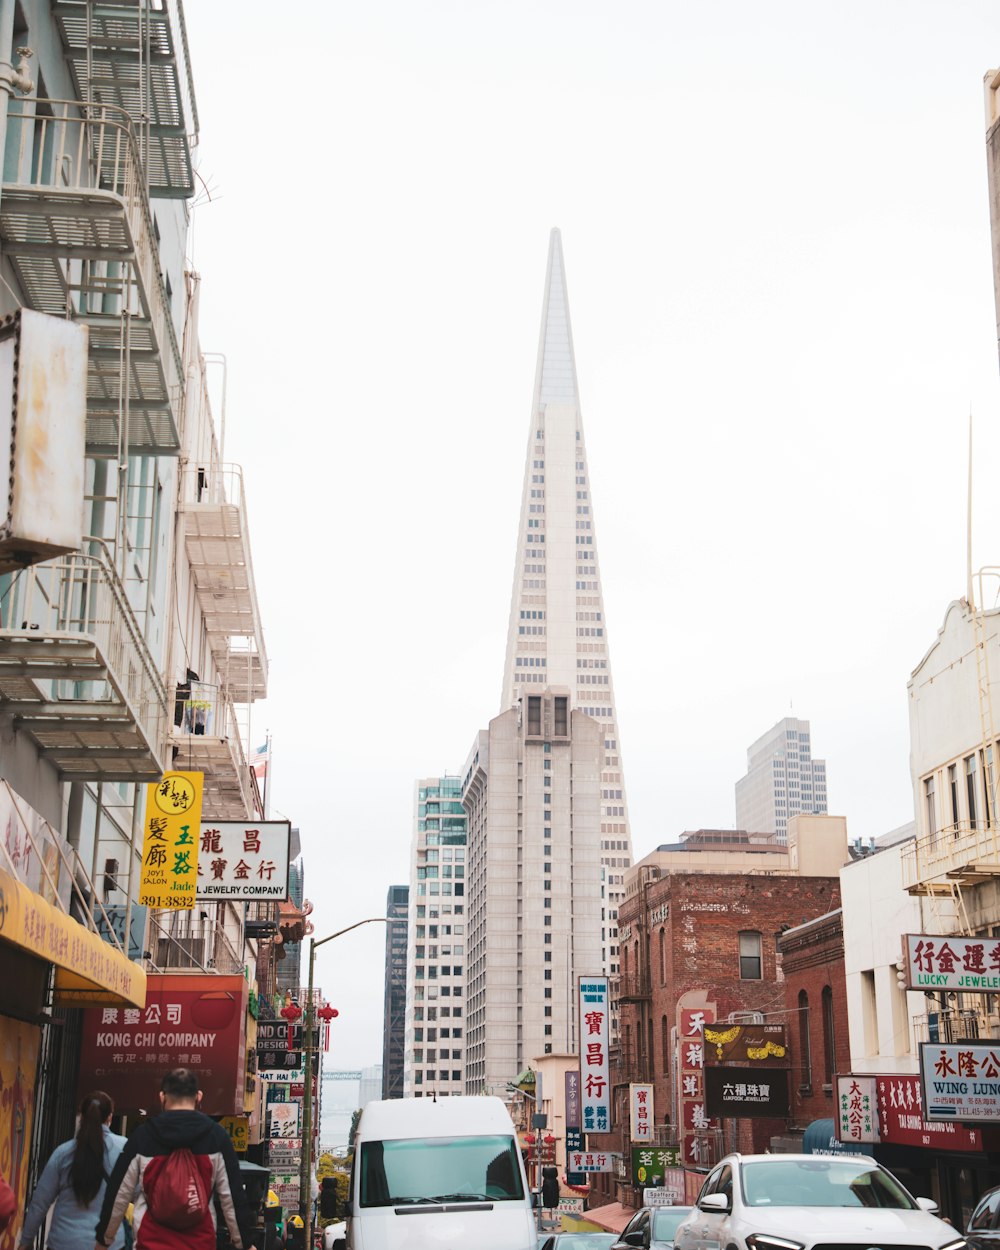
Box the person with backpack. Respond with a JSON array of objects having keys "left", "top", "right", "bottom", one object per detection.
[
  {"left": 94, "top": 1068, "right": 254, "bottom": 1250},
  {"left": 20, "top": 1091, "right": 128, "bottom": 1250}
]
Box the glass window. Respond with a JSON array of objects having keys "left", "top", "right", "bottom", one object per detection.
[
  {"left": 740, "top": 1159, "right": 916, "bottom": 1209},
  {"left": 360, "top": 1134, "right": 525, "bottom": 1205},
  {"left": 739, "top": 931, "right": 762, "bottom": 980}
]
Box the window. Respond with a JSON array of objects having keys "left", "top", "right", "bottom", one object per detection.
[
  {"left": 798, "top": 989, "right": 812, "bottom": 1090},
  {"left": 822, "top": 985, "right": 835, "bottom": 1084},
  {"left": 661, "top": 1015, "right": 669, "bottom": 1073},
  {"left": 967, "top": 755, "right": 979, "bottom": 829},
  {"left": 527, "top": 697, "right": 542, "bottom": 736},
  {"left": 861, "top": 969, "right": 879, "bottom": 1055},
  {"left": 659, "top": 928, "right": 666, "bottom": 983},
  {"left": 739, "top": 931, "right": 762, "bottom": 980},
  {"left": 554, "top": 697, "right": 568, "bottom": 737},
  {"left": 924, "top": 776, "right": 936, "bottom": 842},
  {"left": 948, "top": 764, "right": 959, "bottom": 831}
]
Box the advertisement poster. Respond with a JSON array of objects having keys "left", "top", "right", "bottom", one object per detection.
[
  {"left": 138, "top": 773, "right": 204, "bottom": 910},
  {"left": 0, "top": 1019, "right": 39, "bottom": 1250},
  {"left": 703, "top": 1023, "right": 787, "bottom": 1066},
  {"left": 77, "top": 973, "right": 248, "bottom": 1113},
  {"left": 577, "top": 976, "right": 610, "bottom": 1132},
  {"left": 196, "top": 821, "right": 291, "bottom": 901}
]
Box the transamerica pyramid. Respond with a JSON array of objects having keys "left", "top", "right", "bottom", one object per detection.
[{"left": 500, "top": 227, "right": 634, "bottom": 970}]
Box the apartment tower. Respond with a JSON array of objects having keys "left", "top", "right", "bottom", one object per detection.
[
  {"left": 463, "top": 229, "right": 629, "bottom": 1093},
  {"left": 735, "top": 717, "right": 828, "bottom": 843}
]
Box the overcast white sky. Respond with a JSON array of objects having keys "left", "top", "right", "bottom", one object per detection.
[{"left": 184, "top": 2, "right": 1000, "bottom": 1068}]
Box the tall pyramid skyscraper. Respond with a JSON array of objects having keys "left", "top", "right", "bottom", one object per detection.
[
  {"left": 460, "top": 230, "right": 632, "bottom": 1092},
  {"left": 501, "top": 227, "right": 634, "bottom": 967}
]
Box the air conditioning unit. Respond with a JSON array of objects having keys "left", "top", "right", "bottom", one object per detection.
[{"left": 728, "top": 1011, "right": 765, "bottom": 1024}]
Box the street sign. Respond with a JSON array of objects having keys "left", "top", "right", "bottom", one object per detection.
[{"left": 196, "top": 821, "right": 291, "bottom": 902}]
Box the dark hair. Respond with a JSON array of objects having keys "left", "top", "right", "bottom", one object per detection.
[
  {"left": 70, "top": 1091, "right": 113, "bottom": 1205},
  {"left": 161, "top": 1068, "right": 200, "bottom": 1100}
]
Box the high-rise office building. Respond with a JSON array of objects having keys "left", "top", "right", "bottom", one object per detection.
[
  {"left": 404, "top": 777, "right": 467, "bottom": 1096},
  {"left": 382, "top": 884, "right": 409, "bottom": 1099},
  {"left": 735, "top": 717, "right": 828, "bottom": 842},
  {"left": 461, "top": 230, "right": 624, "bottom": 1093},
  {"left": 498, "top": 227, "right": 633, "bottom": 972}
]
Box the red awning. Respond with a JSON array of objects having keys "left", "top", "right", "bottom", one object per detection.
[{"left": 583, "top": 1202, "right": 638, "bottom": 1234}]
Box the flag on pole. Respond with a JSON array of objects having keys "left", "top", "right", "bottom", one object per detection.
[{"left": 250, "top": 741, "right": 269, "bottom": 780}]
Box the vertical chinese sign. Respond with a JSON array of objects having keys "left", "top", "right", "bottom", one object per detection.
[
  {"left": 836, "top": 1075, "right": 879, "bottom": 1144},
  {"left": 578, "top": 976, "right": 610, "bottom": 1133},
  {"left": 138, "top": 772, "right": 203, "bottom": 909},
  {"left": 565, "top": 1069, "right": 585, "bottom": 1186},
  {"left": 630, "top": 1083, "right": 654, "bottom": 1143},
  {"left": 678, "top": 1005, "right": 717, "bottom": 1171}
]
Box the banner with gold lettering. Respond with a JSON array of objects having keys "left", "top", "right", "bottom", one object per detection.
[{"left": 138, "top": 772, "right": 203, "bottom": 910}]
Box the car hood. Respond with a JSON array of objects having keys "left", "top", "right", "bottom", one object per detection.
[{"left": 744, "top": 1206, "right": 955, "bottom": 1244}]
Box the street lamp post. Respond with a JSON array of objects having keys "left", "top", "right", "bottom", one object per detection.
[{"left": 298, "top": 917, "right": 391, "bottom": 1250}]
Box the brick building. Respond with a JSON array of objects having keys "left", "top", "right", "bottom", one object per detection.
[
  {"left": 586, "top": 816, "right": 846, "bottom": 1213},
  {"left": 777, "top": 908, "right": 849, "bottom": 1131}
]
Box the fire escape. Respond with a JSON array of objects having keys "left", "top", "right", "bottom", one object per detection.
[
  {"left": 0, "top": 0, "right": 196, "bottom": 781},
  {"left": 173, "top": 465, "right": 268, "bottom": 820}
]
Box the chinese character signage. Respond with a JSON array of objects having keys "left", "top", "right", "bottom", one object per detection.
[
  {"left": 678, "top": 1004, "right": 719, "bottom": 1168},
  {"left": 631, "top": 1145, "right": 680, "bottom": 1182},
  {"left": 705, "top": 1066, "right": 789, "bottom": 1118},
  {"left": 836, "top": 1075, "right": 879, "bottom": 1143},
  {"left": 255, "top": 1021, "right": 320, "bottom": 1051},
  {"left": 904, "top": 934, "right": 1000, "bottom": 993},
  {"left": 269, "top": 1103, "right": 300, "bottom": 1139},
  {"left": 920, "top": 1043, "right": 1000, "bottom": 1122},
  {"left": 139, "top": 773, "right": 204, "bottom": 909},
  {"left": 196, "top": 821, "right": 291, "bottom": 901},
  {"left": 578, "top": 976, "right": 610, "bottom": 1132},
  {"left": 77, "top": 973, "right": 248, "bottom": 1114},
  {"left": 567, "top": 1151, "right": 614, "bottom": 1173},
  {"left": 565, "top": 1069, "right": 581, "bottom": 1129},
  {"left": 703, "top": 1023, "right": 788, "bottom": 1066},
  {"left": 630, "top": 1083, "right": 654, "bottom": 1143},
  {"left": 878, "top": 1073, "right": 983, "bottom": 1149}
]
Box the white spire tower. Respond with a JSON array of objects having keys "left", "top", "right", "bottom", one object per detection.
[{"left": 501, "top": 228, "right": 633, "bottom": 966}]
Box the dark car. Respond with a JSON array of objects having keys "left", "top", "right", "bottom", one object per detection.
[
  {"left": 968, "top": 1185, "right": 1000, "bottom": 1250},
  {"left": 611, "top": 1206, "right": 694, "bottom": 1250}
]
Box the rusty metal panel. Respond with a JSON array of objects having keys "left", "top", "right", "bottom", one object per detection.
[{"left": 0, "top": 309, "right": 88, "bottom": 574}]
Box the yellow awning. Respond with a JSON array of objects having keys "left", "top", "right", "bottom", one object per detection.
[{"left": 0, "top": 867, "right": 145, "bottom": 1007}]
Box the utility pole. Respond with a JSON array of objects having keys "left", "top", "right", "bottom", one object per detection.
[{"left": 299, "top": 917, "right": 393, "bottom": 1250}]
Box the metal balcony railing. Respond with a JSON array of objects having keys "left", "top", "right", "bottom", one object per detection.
[
  {"left": 0, "top": 99, "right": 183, "bottom": 454},
  {"left": 901, "top": 820, "right": 1000, "bottom": 893},
  {"left": 171, "top": 678, "right": 252, "bottom": 820},
  {"left": 0, "top": 541, "right": 167, "bottom": 779},
  {"left": 615, "top": 970, "right": 651, "bottom": 1000},
  {"left": 911, "top": 1008, "right": 1000, "bottom": 1045}
]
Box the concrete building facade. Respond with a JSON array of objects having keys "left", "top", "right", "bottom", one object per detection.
[
  {"left": 735, "top": 717, "right": 829, "bottom": 842},
  {"left": 405, "top": 776, "right": 467, "bottom": 1097},
  {"left": 382, "top": 884, "right": 408, "bottom": 1099}
]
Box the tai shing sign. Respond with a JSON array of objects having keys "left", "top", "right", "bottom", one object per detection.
[
  {"left": 904, "top": 934, "right": 1000, "bottom": 992},
  {"left": 630, "top": 1083, "right": 654, "bottom": 1143},
  {"left": 578, "top": 976, "right": 610, "bottom": 1132}
]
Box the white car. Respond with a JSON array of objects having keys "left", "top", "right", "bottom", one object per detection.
[{"left": 671, "top": 1154, "right": 966, "bottom": 1250}]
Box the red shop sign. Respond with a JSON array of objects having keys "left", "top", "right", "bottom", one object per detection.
[{"left": 77, "top": 973, "right": 248, "bottom": 1115}]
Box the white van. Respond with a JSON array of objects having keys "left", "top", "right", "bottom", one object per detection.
[{"left": 344, "top": 1095, "right": 537, "bottom": 1250}]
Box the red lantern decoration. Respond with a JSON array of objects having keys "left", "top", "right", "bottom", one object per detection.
[
  {"left": 524, "top": 1134, "right": 536, "bottom": 1145},
  {"left": 279, "top": 1001, "right": 303, "bottom": 1050},
  {"left": 316, "top": 1004, "right": 339, "bottom": 1023},
  {"left": 544, "top": 1134, "right": 556, "bottom": 1144}
]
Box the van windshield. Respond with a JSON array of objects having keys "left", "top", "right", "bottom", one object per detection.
[{"left": 359, "top": 1134, "right": 525, "bottom": 1207}]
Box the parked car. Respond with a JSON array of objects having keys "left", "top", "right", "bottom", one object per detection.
[
  {"left": 610, "top": 1206, "right": 693, "bottom": 1250},
  {"left": 670, "top": 1154, "right": 964, "bottom": 1250},
  {"left": 967, "top": 1184, "right": 1000, "bottom": 1250},
  {"left": 538, "top": 1236, "right": 618, "bottom": 1250}
]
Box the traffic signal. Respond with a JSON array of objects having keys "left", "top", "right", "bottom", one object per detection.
[{"left": 319, "top": 1176, "right": 339, "bottom": 1220}]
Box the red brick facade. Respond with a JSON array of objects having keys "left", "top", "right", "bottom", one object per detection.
[
  {"left": 776, "top": 908, "right": 849, "bottom": 1128},
  {"left": 587, "top": 867, "right": 841, "bottom": 1208}
]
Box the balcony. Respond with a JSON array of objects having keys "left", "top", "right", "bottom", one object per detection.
[
  {"left": 615, "top": 970, "right": 651, "bottom": 1001},
  {"left": 0, "top": 542, "right": 167, "bottom": 780},
  {"left": 0, "top": 99, "right": 182, "bottom": 455},
  {"left": 179, "top": 466, "right": 268, "bottom": 702},
  {"left": 911, "top": 1008, "right": 1000, "bottom": 1045},
  {"left": 901, "top": 820, "right": 1000, "bottom": 894},
  {"left": 53, "top": 0, "right": 198, "bottom": 197},
  {"left": 611, "top": 1041, "right": 653, "bottom": 1086},
  {"left": 171, "top": 680, "right": 252, "bottom": 819}
]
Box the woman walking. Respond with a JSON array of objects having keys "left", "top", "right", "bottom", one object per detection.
[{"left": 19, "top": 1092, "right": 128, "bottom": 1250}]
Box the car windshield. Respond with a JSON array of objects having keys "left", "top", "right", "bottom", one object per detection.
[
  {"left": 652, "top": 1207, "right": 692, "bottom": 1239},
  {"left": 359, "top": 1134, "right": 525, "bottom": 1206},
  {"left": 741, "top": 1160, "right": 917, "bottom": 1209}
]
